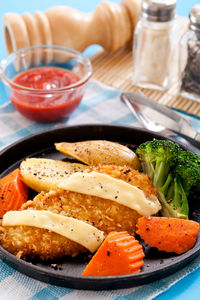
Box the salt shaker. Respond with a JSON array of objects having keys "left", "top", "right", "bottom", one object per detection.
[
  {"left": 132, "top": 0, "right": 180, "bottom": 91},
  {"left": 179, "top": 5, "right": 200, "bottom": 102}
]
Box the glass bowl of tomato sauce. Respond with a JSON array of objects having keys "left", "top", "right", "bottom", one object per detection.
[{"left": 0, "top": 46, "right": 92, "bottom": 122}]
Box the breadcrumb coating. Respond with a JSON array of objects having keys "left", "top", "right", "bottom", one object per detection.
[{"left": 0, "top": 165, "right": 158, "bottom": 260}]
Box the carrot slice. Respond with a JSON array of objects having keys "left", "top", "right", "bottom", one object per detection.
[
  {"left": 82, "top": 231, "right": 145, "bottom": 276},
  {"left": 0, "top": 169, "right": 28, "bottom": 217},
  {"left": 136, "top": 217, "right": 200, "bottom": 254}
]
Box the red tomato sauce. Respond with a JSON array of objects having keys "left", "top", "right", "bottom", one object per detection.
[{"left": 11, "top": 67, "right": 83, "bottom": 122}]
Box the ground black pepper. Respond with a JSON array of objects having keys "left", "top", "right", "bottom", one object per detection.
[
  {"left": 181, "top": 39, "right": 200, "bottom": 95},
  {"left": 180, "top": 5, "right": 200, "bottom": 98}
]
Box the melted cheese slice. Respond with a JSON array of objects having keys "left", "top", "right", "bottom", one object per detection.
[
  {"left": 3, "top": 210, "right": 104, "bottom": 253},
  {"left": 59, "top": 171, "right": 161, "bottom": 216}
]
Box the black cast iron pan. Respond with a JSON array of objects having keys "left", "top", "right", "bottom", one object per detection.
[{"left": 0, "top": 124, "right": 199, "bottom": 290}]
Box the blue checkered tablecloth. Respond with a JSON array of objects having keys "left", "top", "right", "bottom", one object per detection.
[{"left": 0, "top": 80, "right": 200, "bottom": 300}]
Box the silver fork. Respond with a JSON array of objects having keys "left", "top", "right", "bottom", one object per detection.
[
  {"left": 121, "top": 92, "right": 200, "bottom": 154},
  {"left": 122, "top": 93, "right": 175, "bottom": 137}
]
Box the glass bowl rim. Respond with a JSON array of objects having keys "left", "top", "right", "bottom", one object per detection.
[{"left": 0, "top": 45, "right": 92, "bottom": 94}]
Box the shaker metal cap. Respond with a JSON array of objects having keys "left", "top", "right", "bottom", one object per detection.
[
  {"left": 141, "top": 0, "right": 176, "bottom": 22},
  {"left": 189, "top": 4, "right": 200, "bottom": 32}
]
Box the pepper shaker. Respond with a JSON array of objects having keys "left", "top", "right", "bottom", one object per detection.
[
  {"left": 132, "top": 0, "right": 180, "bottom": 91},
  {"left": 179, "top": 5, "right": 200, "bottom": 102}
]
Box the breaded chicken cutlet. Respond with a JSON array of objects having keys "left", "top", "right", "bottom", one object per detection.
[{"left": 0, "top": 165, "right": 158, "bottom": 260}]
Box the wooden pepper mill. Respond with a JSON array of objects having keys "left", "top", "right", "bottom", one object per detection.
[{"left": 3, "top": 0, "right": 140, "bottom": 54}]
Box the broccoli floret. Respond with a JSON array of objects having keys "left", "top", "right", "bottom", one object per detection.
[
  {"left": 174, "top": 150, "right": 200, "bottom": 195},
  {"left": 136, "top": 140, "right": 180, "bottom": 187},
  {"left": 136, "top": 139, "right": 200, "bottom": 219}
]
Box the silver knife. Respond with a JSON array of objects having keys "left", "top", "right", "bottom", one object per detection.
[{"left": 120, "top": 92, "right": 200, "bottom": 149}]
